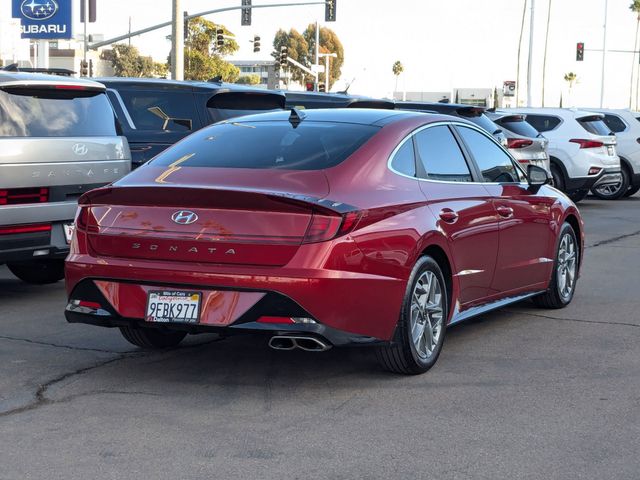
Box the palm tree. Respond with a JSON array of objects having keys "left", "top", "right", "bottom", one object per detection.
[
  {"left": 564, "top": 72, "right": 577, "bottom": 104},
  {"left": 631, "top": 1, "right": 640, "bottom": 109},
  {"left": 392, "top": 60, "right": 404, "bottom": 97},
  {"left": 516, "top": 0, "right": 528, "bottom": 106},
  {"left": 542, "top": 0, "right": 553, "bottom": 107}
]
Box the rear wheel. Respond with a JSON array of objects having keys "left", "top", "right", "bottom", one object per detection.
[
  {"left": 591, "top": 167, "right": 630, "bottom": 200},
  {"left": 568, "top": 189, "right": 589, "bottom": 203},
  {"left": 533, "top": 222, "right": 579, "bottom": 309},
  {"left": 550, "top": 164, "right": 565, "bottom": 192},
  {"left": 376, "top": 256, "right": 448, "bottom": 375},
  {"left": 119, "top": 326, "right": 187, "bottom": 349},
  {"left": 624, "top": 185, "right": 640, "bottom": 197},
  {"left": 7, "top": 259, "right": 65, "bottom": 285}
]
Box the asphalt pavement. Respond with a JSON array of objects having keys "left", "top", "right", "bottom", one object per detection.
[{"left": 1, "top": 194, "right": 639, "bottom": 480}]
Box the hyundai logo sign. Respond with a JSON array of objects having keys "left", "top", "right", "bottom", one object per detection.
[
  {"left": 20, "top": 0, "right": 58, "bottom": 21},
  {"left": 72, "top": 143, "right": 88, "bottom": 156},
  {"left": 171, "top": 211, "right": 199, "bottom": 225}
]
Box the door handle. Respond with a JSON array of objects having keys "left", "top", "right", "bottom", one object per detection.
[
  {"left": 439, "top": 209, "right": 459, "bottom": 223},
  {"left": 496, "top": 206, "right": 514, "bottom": 218},
  {"left": 130, "top": 145, "right": 153, "bottom": 152}
]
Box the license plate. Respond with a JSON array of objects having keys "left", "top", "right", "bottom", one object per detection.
[
  {"left": 63, "top": 223, "right": 74, "bottom": 243},
  {"left": 146, "top": 290, "right": 201, "bottom": 323},
  {"left": 607, "top": 146, "right": 614, "bottom": 156}
]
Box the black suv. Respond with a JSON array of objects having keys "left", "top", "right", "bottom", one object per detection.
[
  {"left": 99, "top": 78, "right": 286, "bottom": 168},
  {"left": 395, "top": 102, "right": 508, "bottom": 146},
  {"left": 284, "top": 91, "right": 394, "bottom": 110}
]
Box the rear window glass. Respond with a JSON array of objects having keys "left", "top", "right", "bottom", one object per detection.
[
  {"left": 602, "top": 114, "right": 627, "bottom": 133},
  {"left": 151, "top": 120, "right": 379, "bottom": 170},
  {"left": 0, "top": 88, "right": 117, "bottom": 137},
  {"left": 497, "top": 117, "right": 540, "bottom": 137},
  {"left": 208, "top": 92, "right": 284, "bottom": 123},
  {"left": 462, "top": 113, "right": 501, "bottom": 135},
  {"left": 578, "top": 116, "right": 612, "bottom": 135},
  {"left": 118, "top": 90, "right": 197, "bottom": 132},
  {"left": 525, "top": 115, "right": 561, "bottom": 132}
]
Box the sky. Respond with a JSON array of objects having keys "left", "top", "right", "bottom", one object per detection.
[{"left": 1, "top": 0, "right": 639, "bottom": 108}]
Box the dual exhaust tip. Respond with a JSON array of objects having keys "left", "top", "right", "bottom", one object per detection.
[{"left": 268, "top": 335, "right": 332, "bottom": 352}]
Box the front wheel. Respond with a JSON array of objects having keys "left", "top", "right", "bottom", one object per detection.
[
  {"left": 533, "top": 222, "right": 579, "bottom": 309},
  {"left": 7, "top": 259, "right": 65, "bottom": 285},
  {"left": 119, "top": 326, "right": 187, "bottom": 349},
  {"left": 568, "top": 189, "right": 589, "bottom": 203},
  {"left": 376, "top": 256, "right": 448, "bottom": 375},
  {"left": 591, "top": 168, "right": 630, "bottom": 200}
]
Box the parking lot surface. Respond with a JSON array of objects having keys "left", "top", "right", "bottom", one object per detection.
[{"left": 1, "top": 195, "right": 639, "bottom": 480}]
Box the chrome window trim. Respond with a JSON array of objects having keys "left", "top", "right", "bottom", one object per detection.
[{"left": 106, "top": 88, "right": 136, "bottom": 130}]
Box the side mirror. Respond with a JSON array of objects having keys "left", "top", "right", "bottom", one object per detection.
[{"left": 527, "top": 164, "right": 551, "bottom": 189}]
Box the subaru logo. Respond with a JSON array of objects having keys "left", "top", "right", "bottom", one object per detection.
[
  {"left": 171, "top": 210, "right": 198, "bottom": 225},
  {"left": 72, "top": 143, "right": 88, "bottom": 156},
  {"left": 20, "top": 0, "right": 58, "bottom": 21}
]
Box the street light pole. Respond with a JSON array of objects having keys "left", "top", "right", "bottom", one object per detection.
[
  {"left": 526, "top": 0, "right": 535, "bottom": 107},
  {"left": 171, "top": 0, "right": 184, "bottom": 80},
  {"left": 600, "top": 0, "right": 608, "bottom": 107}
]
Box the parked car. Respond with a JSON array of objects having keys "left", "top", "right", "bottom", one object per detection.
[
  {"left": 486, "top": 111, "right": 550, "bottom": 174},
  {"left": 284, "top": 91, "right": 395, "bottom": 110},
  {"left": 0, "top": 71, "right": 131, "bottom": 284},
  {"left": 395, "top": 102, "right": 509, "bottom": 146},
  {"left": 99, "top": 78, "right": 286, "bottom": 168},
  {"left": 65, "top": 108, "right": 583, "bottom": 375},
  {"left": 509, "top": 108, "right": 622, "bottom": 202},
  {"left": 585, "top": 108, "right": 640, "bottom": 198}
]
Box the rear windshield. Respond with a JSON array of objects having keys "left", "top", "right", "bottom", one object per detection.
[
  {"left": 151, "top": 120, "right": 379, "bottom": 170},
  {"left": 208, "top": 92, "right": 284, "bottom": 123},
  {"left": 462, "top": 113, "right": 502, "bottom": 135},
  {"left": 496, "top": 117, "right": 540, "bottom": 137},
  {"left": 0, "top": 88, "right": 117, "bottom": 137},
  {"left": 578, "top": 116, "right": 612, "bottom": 136}
]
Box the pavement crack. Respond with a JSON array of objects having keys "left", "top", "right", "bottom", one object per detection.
[
  {"left": 0, "top": 334, "right": 134, "bottom": 354},
  {"left": 587, "top": 229, "right": 640, "bottom": 248},
  {"left": 508, "top": 310, "right": 640, "bottom": 328}
]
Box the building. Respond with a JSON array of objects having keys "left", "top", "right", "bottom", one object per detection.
[{"left": 230, "top": 60, "right": 279, "bottom": 89}]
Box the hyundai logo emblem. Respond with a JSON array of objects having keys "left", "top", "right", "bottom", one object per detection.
[
  {"left": 72, "top": 143, "right": 88, "bottom": 156},
  {"left": 20, "top": 0, "right": 58, "bottom": 21},
  {"left": 171, "top": 210, "right": 198, "bottom": 225}
]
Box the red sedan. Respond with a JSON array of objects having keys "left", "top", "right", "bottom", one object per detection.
[{"left": 65, "top": 109, "right": 583, "bottom": 374}]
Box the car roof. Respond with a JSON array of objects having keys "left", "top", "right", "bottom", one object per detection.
[
  {"left": 506, "top": 107, "right": 604, "bottom": 119},
  {"left": 226, "top": 107, "right": 428, "bottom": 126},
  {"left": 95, "top": 77, "right": 282, "bottom": 95},
  {"left": 0, "top": 71, "right": 106, "bottom": 89}
]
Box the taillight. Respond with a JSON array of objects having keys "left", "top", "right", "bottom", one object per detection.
[
  {"left": 570, "top": 139, "right": 604, "bottom": 149},
  {"left": 0, "top": 187, "right": 49, "bottom": 205},
  {"left": 507, "top": 138, "right": 533, "bottom": 149},
  {"left": 0, "top": 224, "right": 51, "bottom": 235},
  {"left": 302, "top": 211, "right": 362, "bottom": 244},
  {"left": 75, "top": 206, "right": 89, "bottom": 231}
]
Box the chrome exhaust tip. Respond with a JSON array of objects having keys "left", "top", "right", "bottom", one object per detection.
[
  {"left": 268, "top": 335, "right": 332, "bottom": 352},
  {"left": 268, "top": 336, "right": 296, "bottom": 351}
]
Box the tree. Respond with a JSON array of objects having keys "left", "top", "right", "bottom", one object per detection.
[
  {"left": 271, "top": 28, "right": 309, "bottom": 84},
  {"left": 182, "top": 17, "right": 240, "bottom": 82},
  {"left": 103, "top": 44, "right": 166, "bottom": 77},
  {"left": 564, "top": 72, "right": 578, "bottom": 104},
  {"left": 303, "top": 24, "right": 344, "bottom": 87},
  {"left": 515, "top": 0, "right": 527, "bottom": 106},
  {"left": 236, "top": 74, "right": 261, "bottom": 85},
  {"left": 392, "top": 60, "right": 404, "bottom": 94},
  {"left": 630, "top": 1, "right": 640, "bottom": 109}
]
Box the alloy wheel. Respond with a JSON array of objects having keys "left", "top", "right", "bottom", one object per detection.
[
  {"left": 556, "top": 233, "right": 577, "bottom": 301},
  {"left": 410, "top": 271, "right": 444, "bottom": 359}
]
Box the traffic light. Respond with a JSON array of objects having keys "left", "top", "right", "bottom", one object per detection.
[
  {"left": 253, "top": 35, "right": 261, "bottom": 53},
  {"left": 318, "top": 83, "right": 325, "bottom": 92},
  {"left": 325, "top": 0, "right": 336, "bottom": 22},
  {"left": 576, "top": 42, "right": 584, "bottom": 61},
  {"left": 305, "top": 82, "right": 314, "bottom": 91},
  {"left": 241, "top": 0, "right": 252, "bottom": 26},
  {"left": 80, "top": 60, "right": 88, "bottom": 77},
  {"left": 216, "top": 29, "right": 225, "bottom": 48},
  {"left": 279, "top": 45, "right": 288, "bottom": 65}
]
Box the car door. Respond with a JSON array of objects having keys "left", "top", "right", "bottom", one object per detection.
[
  {"left": 414, "top": 124, "right": 501, "bottom": 306},
  {"left": 455, "top": 125, "right": 555, "bottom": 295}
]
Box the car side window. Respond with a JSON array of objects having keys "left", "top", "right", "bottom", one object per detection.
[
  {"left": 602, "top": 114, "right": 627, "bottom": 133},
  {"left": 390, "top": 140, "right": 416, "bottom": 177},
  {"left": 457, "top": 126, "right": 524, "bottom": 183},
  {"left": 414, "top": 126, "right": 473, "bottom": 182},
  {"left": 525, "top": 114, "right": 561, "bottom": 132},
  {"left": 117, "top": 90, "right": 197, "bottom": 132}
]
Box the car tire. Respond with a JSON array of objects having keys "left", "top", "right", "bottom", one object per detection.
[
  {"left": 533, "top": 222, "right": 579, "bottom": 309},
  {"left": 7, "top": 259, "right": 65, "bottom": 285},
  {"left": 376, "top": 256, "right": 448, "bottom": 375},
  {"left": 119, "top": 326, "right": 187, "bottom": 349},
  {"left": 550, "top": 164, "right": 565, "bottom": 192},
  {"left": 568, "top": 189, "right": 589, "bottom": 203},
  {"left": 624, "top": 185, "right": 640, "bottom": 197},
  {"left": 591, "top": 166, "right": 630, "bottom": 200}
]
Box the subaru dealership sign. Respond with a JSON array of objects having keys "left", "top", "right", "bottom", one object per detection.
[{"left": 12, "top": 0, "right": 72, "bottom": 39}]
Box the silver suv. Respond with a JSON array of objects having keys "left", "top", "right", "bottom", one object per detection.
[{"left": 0, "top": 72, "right": 131, "bottom": 284}]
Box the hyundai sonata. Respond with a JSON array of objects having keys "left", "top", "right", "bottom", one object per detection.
[{"left": 65, "top": 108, "right": 583, "bottom": 374}]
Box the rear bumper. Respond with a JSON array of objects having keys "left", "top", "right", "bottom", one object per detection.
[
  {"left": 565, "top": 167, "right": 621, "bottom": 192},
  {"left": 0, "top": 221, "right": 70, "bottom": 264},
  {"left": 64, "top": 255, "right": 407, "bottom": 342},
  {"left": 592, "top": 168, "right": 623, "bottom": 188}
]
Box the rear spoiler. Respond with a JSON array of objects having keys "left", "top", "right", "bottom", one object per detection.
[
  {"left": 0, "top": 63, "right": 76, "bottom": 77},
  {"left": 206, "top": 90, "right": 286, "bottom": 110},
  {"left": 455, "top": 106, "right": 486, "bottom": 118}
]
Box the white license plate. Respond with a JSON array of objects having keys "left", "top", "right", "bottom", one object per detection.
[
  {"left": 146, "top": 291, "right": 201, "bottom": 323},
  {"left": 63, "top": 223, "right": 74, "bottom": 243},
  {"left": 607, "top": 146, "right": 614, "bottom": 156}
]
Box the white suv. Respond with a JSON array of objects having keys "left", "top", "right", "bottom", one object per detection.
[
  {"left": 586, "top": 108, "right": 640, "bottom": 198},
  {"left": 509, "top": 108, "right": 622, "bottom": 202}
]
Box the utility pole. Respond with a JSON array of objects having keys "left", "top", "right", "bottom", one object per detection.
[
  {"left": 526, "top": 0, "right": 535, "bottom": 107},
  {"left": 83, "top": 0, "right": 88, "bottom": 64},
  {"left": 315, "top": 20, "right": 320, "bottom": 91},
  {"left": 600, "top": 0, "right": 608, "bottom": 108},
  {"left": 171, "top": 0, "right": 184, "bottom": 81},
  {"left": 319, "top": 52, "right": 337, "bottom": 92}
]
